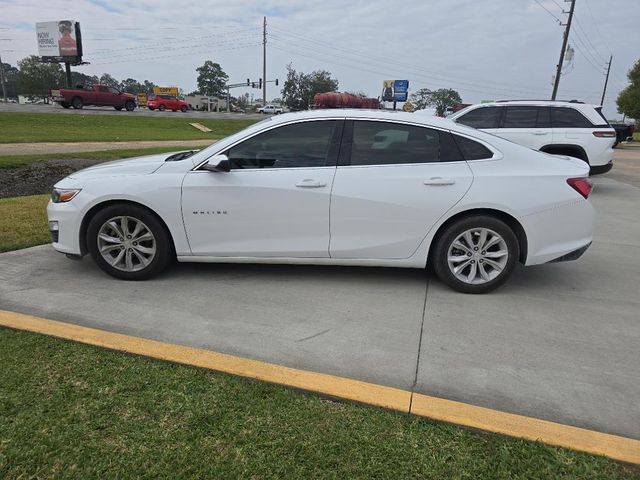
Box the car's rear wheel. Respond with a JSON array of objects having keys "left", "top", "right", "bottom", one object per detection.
[
  {"left": 125, "top": 101, "right": 135, "bottom": 111},
  {"left": 432, "top": 216, "right": 518, "bottom": 294},
  {"left": 181, "top": 106, "right": 187, "bottom": 112},
  {"left": 86, "top": 204, "right": 173, "bottom": 280},
  {"left": 61, "top": 102, "right": 71, "bottom": 109},
  {"left": 71, "top": 97, "right": 83, "bottom": 109},
  {"left": 158, "top": 104, "right": 166, "bottom": 111}
]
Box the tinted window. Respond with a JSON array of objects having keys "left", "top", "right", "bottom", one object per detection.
[
  {"left": 552, "top": 108, "right": 592, "bottom": 128},
  {"left": 348, "top": 121, "right": 464, "bottom": 166},
  {"left": 503, "top": 106, "right": 538, "bottom": 128},
  {"left": 536, "top": 107, "right": 552, "bottom": 128},
  {"left": 226, "top": 121, "right": 337, "bottom": 169},
  {"left": 457, "top": 107, "right": 502, "bottom": 129},
  {"left": 453, "top": 135, "right": 493, "bottom": 160},
  {"left": 98, "top": 86, "right": 108, "bottom": 92},
  {"left": 108, "top": 87, "right": 119, "bottom": 94}
]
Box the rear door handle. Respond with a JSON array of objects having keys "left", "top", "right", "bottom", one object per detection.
[
  {"left": 296, "top": 179, "right": 327, "bottom": 188},
  {"left": 533, "top": 131, "right": 549, "bottom": 135},
  {"left": 424, "top": 177, "right": 455, "bottom": 186}
]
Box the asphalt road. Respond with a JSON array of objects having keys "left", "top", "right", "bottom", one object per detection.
[
  {"left": 1, "top": 158, "right": 639, "bottom": 441},
  {"left": 0, "top": 102, "right": 266, "bottom": 120}
]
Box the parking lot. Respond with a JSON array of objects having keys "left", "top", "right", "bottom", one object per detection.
[{"left": 1, "top": 145, "right": 638, "bottom": 441}]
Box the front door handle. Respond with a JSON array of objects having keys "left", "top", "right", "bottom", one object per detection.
[
  {"left": 296, "top": 179, "right": 327, "bottom": 188},
  {"left": 533, "top": 131, "right": 549, "bottom": 135},
  {"left": 424, "top": 177, "right": 455, "bottom": 186}
]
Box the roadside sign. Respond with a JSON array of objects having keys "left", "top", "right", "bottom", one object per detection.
[
  {"left": 153, "top": 87, "right": 179, "bottom": 96},
  {"left": 36, "top": 20, "right": 83, "bottom": 63},
  {"left": 137, "top": 93, "right": 147, "bottom": 106},
  {"left": 382, "top": 80, "right": 409, "bottom": 102}
]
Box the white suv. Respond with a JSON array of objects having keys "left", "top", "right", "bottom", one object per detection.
[{"left": 447, "top": 100, "right": 616, "bottom": 174}]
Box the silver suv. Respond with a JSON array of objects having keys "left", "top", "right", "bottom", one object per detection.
[{"left": 448, "top": 100, "right": 616, "bottom": 174}]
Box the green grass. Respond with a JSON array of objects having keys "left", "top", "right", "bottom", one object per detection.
[
  {"left": 0, "top": 112, "right": 257, "bottom": 143},
  {"left": 0, "top": 329, "right": 638, "bottom": 479},
  {"left": 634, "top": 131, "right": 639, "bottom": 142},
  {"left": 0, "top": 194, "right": 50, "bottom": 253},
  {"left": 0, "top": 146, "right": 211, "bottom": 169}
]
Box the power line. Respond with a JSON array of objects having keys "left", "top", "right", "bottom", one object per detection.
[{"left": 532, "top": 0, "right": 562, "bottom": 23}]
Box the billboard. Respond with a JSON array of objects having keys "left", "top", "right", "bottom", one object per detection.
[
  {"left": 36, "top": 21, "right": 82, "bottom": 62},
  {"left": 153, "top": 87, "right": 179, "bottom": 96},
  {"left": 382, "top": 80, "right": 409, "bottom": 102}
]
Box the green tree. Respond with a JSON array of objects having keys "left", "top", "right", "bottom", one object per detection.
[
  {"left": 99, "top": 73, "right": 120, "bottom": 88},
  {"left": 1, "top": 62, "right": 19, "bottom": 99},
  {"left": 17, "top": 55, "right": 64, "bottom": 101},
  {"left": 617, "top": 59, "right": 640, "bottom": 120},
  {"left": 143, "top": 80, "right": 158, "bottom": 94},
  {"left": 410, "top": 87, "right": 462, "bottom": 116},
  {"left": 70, "top": 71, "right": 99, "bottom": 88},
  {"left": 120, "top": 78, "right": 145, "bottom": 94},
  {"left": 281, "top": 64, "right": 338, "bottom": 111},
  {"left": 196, "top": 61, "right": 228, "bottom": 97}
]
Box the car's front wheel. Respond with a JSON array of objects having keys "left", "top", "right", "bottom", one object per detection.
[
  {"left": 125, "top": 101, "right": 136, "bottom": 111},
  {"left": 86, "top": 204, "right": 173, "bottom": 280},
  {"left": 432, "top": 216, "right": 519, "bottom": 294},
  {"left": 158, "top": 104, "right": 166, "bottom": 111},
  {"left": 181, "top": 106, "right": 187, "bottom": 112}
]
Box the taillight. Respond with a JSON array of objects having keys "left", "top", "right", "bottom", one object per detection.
[
  {"left": 630, "top": 125, "right": 636, "bottom": 135},
  {"left": 592, "top": 131, "right": 616, "bottom": 138},
  {"left": 567, "top": 177, "right": 593, "bottom": 199}
]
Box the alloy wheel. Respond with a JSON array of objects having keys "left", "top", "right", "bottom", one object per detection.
[
  {"left": 97, "top": 216, "right": 156, "bottom": 272},
  {"left": 447, "top": 227, "right": 509, "bottom": 285}
]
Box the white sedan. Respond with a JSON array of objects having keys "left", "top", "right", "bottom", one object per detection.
[{"left": 47, "top": 110, "right": 594, "bottom": 293}]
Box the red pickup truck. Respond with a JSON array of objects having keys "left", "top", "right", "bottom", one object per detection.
[{"left": 52, "top": 85, "right": 137, "bottom": 111}]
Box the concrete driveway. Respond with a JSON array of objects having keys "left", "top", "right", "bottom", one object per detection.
[{"left": 1, "top": 175, "right": 638, "bottom": 440}]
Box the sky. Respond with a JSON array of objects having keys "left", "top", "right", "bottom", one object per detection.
[{"left": 1, "top": 0, "right": 638, "bottom": 118}]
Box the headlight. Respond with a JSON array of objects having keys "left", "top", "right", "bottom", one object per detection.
[{"left": 51, "top": 188, "right": 81, "bottom": 203}]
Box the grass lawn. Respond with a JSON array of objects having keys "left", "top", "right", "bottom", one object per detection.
[
  {"left": 0, "top": 194, "right": 50, "bottom": 253},
  {"left": 0, "top": 112, "right": 257, "bottom": 143},
  {"left": 0, "top": 146, "right": 211, "bottom": 169},
  {"left": 0, "top": 328, "right": 638, "bottom": 479},
  {"left": 634, "top": 131, "right": 639, "bottom": 142}
]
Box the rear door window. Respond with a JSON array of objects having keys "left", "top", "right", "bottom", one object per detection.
[
  {"left": 551, "top": 108, "right": 593, "bottom": 128},
  {"left": 347, "top": 121, "right": 464, "bottom": 165},
  {"left": 456, "top": 107, "right": 503, "bottom": 129}
]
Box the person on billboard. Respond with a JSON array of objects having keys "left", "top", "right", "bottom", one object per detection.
[
  {"left": 382, "top": 80, "right": 394, "bottom": 102},
  {"left": 58, "top": 21, "right": 77, "bottom": 57}
]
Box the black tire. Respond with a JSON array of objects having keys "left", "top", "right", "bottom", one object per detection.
[
  {"left": 125, "top": 101, "right": 135, "bottom": 111},
  {"left": 61, "top": 102, "right": 71, "bottom": 109},
  {"left": 86, "top": 204, "right": 173, "bottom": 280},
  {"left": 71, "top": 97, "right": 83, "bottom": 109},
  {"left": 148, "top": 107, "right": 155, "bottom": 111},
  {"left": 181, "top": 106, "right": 187, "bottom": 112},
  {"left": 431, "top": 215, "right": 519, "bottom": 294},
  {"left": 158, "top": 104, "right": 166, "bottom": 111},
  {"left": 172, "top": 109, "right": 177, "bottom": 112},
  {"left": 114, "top": 106, "right": 123, "bottom": 111}
]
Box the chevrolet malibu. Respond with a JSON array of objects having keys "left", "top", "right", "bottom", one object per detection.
[{"left": 47, "top": 110, "right": 594, "bottom": 293}]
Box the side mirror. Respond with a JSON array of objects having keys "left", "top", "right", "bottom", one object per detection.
[{"left": 202, "top": 154, "right": 231, "bottom": 173}]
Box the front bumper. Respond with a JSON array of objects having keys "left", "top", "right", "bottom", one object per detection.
[{"left": 47, "top": 199, "right": 83, "bottom": 255}]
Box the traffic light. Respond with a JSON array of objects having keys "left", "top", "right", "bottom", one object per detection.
[
  {"left": 259, "top": 78, "right": 262, "bottom": 89},
  {"left": 246, "top": 78, "right": 250, "bottom": 86},
  {"left": 275, "top": 79, "right": 279, "bottom": 86}
]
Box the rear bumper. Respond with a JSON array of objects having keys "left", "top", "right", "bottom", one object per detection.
[{"left": 590, "top": 161, "right": 613, "bottom": 175}]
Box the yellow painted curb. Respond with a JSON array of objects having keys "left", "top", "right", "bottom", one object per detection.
[
  {"left": 411, "top": 393, "right": 640, "bottom": 465},
  {"left": 1, "top": 309, "right": 639, "bottom": 465},
  {"left": 0, "top": 310, "right": 410, "bottom": 413}
]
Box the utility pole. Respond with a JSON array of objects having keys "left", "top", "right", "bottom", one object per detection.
[
  {"left": 262, "top": 16, "right": 267, "bottom": 106},
  {"left": 0, "top": 51, "right": 7, "bottom": 103},
  {"left": 600, "top": 55, "right": 612, "bottom": 106},
  {"left": 551, "top": 0, "right": 576, "bottom": 100}
]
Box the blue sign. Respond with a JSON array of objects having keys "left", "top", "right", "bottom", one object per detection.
[{"left": 393, "top": 80, "right": 409, "bottom": 102}]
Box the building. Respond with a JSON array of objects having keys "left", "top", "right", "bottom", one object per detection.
[{"left": 184, "top": 95, "right": 228, "bottom": 112}]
